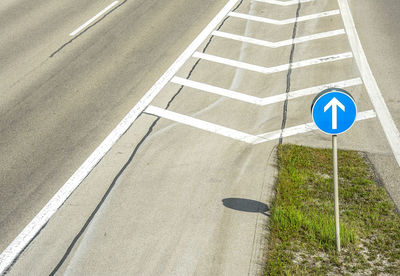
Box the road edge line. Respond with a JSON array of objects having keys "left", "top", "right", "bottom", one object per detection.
[
  {"left": 0, "top": 0, "right": 240, "bottom": 273},
  {"left": 338, "top": 0, "right": 400, "bottom": 166}
]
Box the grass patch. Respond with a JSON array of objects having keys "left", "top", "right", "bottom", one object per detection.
[{"left": 265, "top": 144, "right": 400, "bottom": 275}]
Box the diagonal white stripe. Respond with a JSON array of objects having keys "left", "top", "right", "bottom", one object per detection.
[
  {"left": 228, "top": 10, "right": 340, "bottom": 25},
  {"left": 144, "top": 105, "right": 264, "bottom": 143},
  {"left": 171, "top": 77, "right": 363, "bottom": 105},
  {"left": 212, "top": 29, "right": 345, "bottom": 48},
  {"left": 144, "top": 106, "right": 376, "bottom": 144},
  {"left": 193, "top": 51, "right": 353, "bottom": 75}
]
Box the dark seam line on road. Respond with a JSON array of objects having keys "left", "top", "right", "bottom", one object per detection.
[
  {"left": 48, "top": 112, "right": 157, "bottom": 276},
  {"left": 2, "top": 222, "right": 49, "bottom": 275},
  {"left": 278, "top": 0, "right": 301, "bottom": 145},
  {"left": 49, "top": 0, "right": 128, "bottom": 58},
  {"left": 49, "top": 0, "right": 244, "bottom": 274}
]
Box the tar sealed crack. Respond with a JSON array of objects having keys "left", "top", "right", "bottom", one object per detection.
[{"left": 279, "top": 0, "right": 302, "bottom": 145}]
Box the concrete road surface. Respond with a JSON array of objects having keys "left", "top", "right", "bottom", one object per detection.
[
  {"left": 1, "top": 0, "right": 400, "bottom": 275},
  {"left": 0, "top": 0, "right": 231, "bottom": 260}
]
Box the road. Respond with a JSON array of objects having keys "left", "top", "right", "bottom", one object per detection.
[
  {"left": 1, "top": 0, "right": 400, "bottom": 275},
  {"left": 0, "top": 0, "right": 230, "bottom": 261}
]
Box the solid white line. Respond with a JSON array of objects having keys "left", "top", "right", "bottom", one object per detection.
[
  {"left": 254, "top": 0, "right": 313, "bottom": 6},
  {"left": 212, "top": 29, "right": 345, "bottom": 48},
  {"left": 144, "top": 105, "right": 266, "bottom": 144},
  {"left": 70, "top": 1, "right": 119, "bottom": 36},
  {"left": 338, "top": 0, "right": 400, "bottom": 166},
  {"left": 171, "top": 77, "right": 362, "bottom": 105},
  {"left": 193, "top": 51, "right": 353, "bottom": 75},
  {"left": 145, "top": 106, "right": 376, "bottom": 144},
  {"left": 0, "top": 0, "right": 241, "bottom": 273},
  {"left": 229, "top": 10, "right": 340, "bottom": 25}
]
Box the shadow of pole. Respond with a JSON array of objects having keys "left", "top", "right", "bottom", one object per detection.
[{"left": 222, "top": 198, "right": 269, "bottom": 216}]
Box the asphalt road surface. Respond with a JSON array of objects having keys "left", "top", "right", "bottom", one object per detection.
[{"left": 1, "top": 0, "right": 400, "bottom": 275}]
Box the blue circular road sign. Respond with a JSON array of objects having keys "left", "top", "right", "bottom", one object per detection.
[{"left": 311, "top": 88, "right": 357, "bottom": 135}]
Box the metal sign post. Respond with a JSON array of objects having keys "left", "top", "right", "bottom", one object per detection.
[
  {"left": 311, "top": 88, "right": 357, "bottom": 253},
  {"left": 332, "top": 134, "right": 340, "bottom": 252}
]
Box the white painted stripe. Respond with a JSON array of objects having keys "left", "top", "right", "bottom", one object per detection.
[
  {"left": 171, "top": 77, "right": 362, "bottom": 105},
  {"left": 254, "top": 0, "right": 313, "bottom": 6},
  {"left": 145, "top": 106, "right": 376, "bottom": 144},
  {"left": 228, "top": 10, "right": 340, "bottom": 25},
  {"left": 212, "top": 29, "right": 345, "bottom": 48},
  {"left": 144, "top": 105, "right": 266, "bottom": 144},
  {"left": 0, "top": 0, "right": 241, "bottom": 273},
  {"left": 172, "top": 76, "right": 261, "bottom": 104},
  {"left": 69, "top": 1, "right": 119, "bottom": 36},
  {"left": 338, "top": 0, "right": 400, "bottom": 166},
  {"left": 256, "top": 110, "right": 377, "bottom": 143},
  {"left": 193, "top": 52, "right": 353, "bottom": 75}
]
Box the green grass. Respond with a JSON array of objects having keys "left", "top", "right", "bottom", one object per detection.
[{"left": 265, "top": 144, "right": 400, "bottom": 275}]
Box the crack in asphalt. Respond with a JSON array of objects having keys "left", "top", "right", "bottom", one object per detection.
[{"left": 279, "top": 0, "right": 302, "bottom": 145}]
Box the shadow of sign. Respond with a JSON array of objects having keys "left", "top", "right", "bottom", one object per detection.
[{"left": 222, "top": 198, "right": 269, "bottom": 216}]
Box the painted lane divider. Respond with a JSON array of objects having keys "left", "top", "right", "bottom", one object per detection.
[
  {"left": 212, "top": 29, "right": 345, "bottom": 48},
  {"left": 0, "top": 0, "right": 242, "bottom": 273},
  {"left": 229, "top": 10, "right": 340, "bottom": 25},
  {"left": 171, "top": 77, "right": 362, "bottom": 105},
  {"left": 193, "top": 51, "right": 353, "bottom": 75},
  {"left": 254, "top": 0, "right": 313, "bottom": 6},
  {"left": 338, "top": 0, "right": 400, "bottom": 166},
  {"left": 70, "top": 1, "right": 119, "bottom": 36},
  {"left": 144, "top": 105, "right": 376, "bottom": 144}
]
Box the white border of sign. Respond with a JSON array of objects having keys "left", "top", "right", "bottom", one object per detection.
[{"left": 311, "top": 88, "right": 357, "bottom": 135}]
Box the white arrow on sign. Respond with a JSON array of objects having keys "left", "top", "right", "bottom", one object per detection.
[{"left": 324, "top": 97, "right": 345, "bottom": 129}]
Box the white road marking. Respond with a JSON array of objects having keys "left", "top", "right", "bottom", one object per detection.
[
  {"left": 0, "top": 0, "right": 242, "bottom": 273},
  {"left": 145, "top": 105, "right": 376, "bottom": 144},
  {"left": 212, "top": 29, "right": 345, "bottom": 48},
  {"left": 338, "top": 0, "right": 400, "bottom": 166},
  {"left": 171, "top": 77, "right": 362, "bottom": 105},
  {"left": 70, "top": 1, "right": 119, "bottom": 36},
  {"left": 193, "top": 51, "right": 353, "bottom": 75},
  {"left": 145, "top": 105, "right": 265, "bottom": 144},
  {"left": 254, "top": 0, "right": 313, "bottom": 6},
  {"left": 256, "top": 110, "right": 377, "bottom": 143},
  {"left": 229, "top": 10, "right": 340, "bottom": 25}
]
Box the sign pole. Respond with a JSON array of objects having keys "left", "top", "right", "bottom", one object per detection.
[
  {"left": 312, "top": 88, "right": 356, "bottom": 253},
  {"left": 332, "top": 134, "right": 341, "bottom": 253}
]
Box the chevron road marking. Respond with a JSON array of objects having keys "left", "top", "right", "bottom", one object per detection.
[
  {"left": 228, "top": 10, "right": 340, "bottom": 25},
  {"left": 144, "top": 105, "right": 376, "bottom": 144},
  {"left": 212, "top": 29, "right": 345, "bottom": 48},
  {"left": 256, "top": 110, "right": 377, "bottom": 143},
  {"left": 171, "top": 77, "right": 363, "bottom": 105},
  {"left": 145, "top": 105, "right": 264, "bottom": 143},
  {"left": 193, "top": 52, "right": 353, "bottom": 75}
]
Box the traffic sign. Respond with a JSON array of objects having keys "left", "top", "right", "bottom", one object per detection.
[
  {"left": 310, "top": 87, "right": 358, "bottom": 253},
  {"left": 311, "top": 88, "right": 357, "bottom": 135}
]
